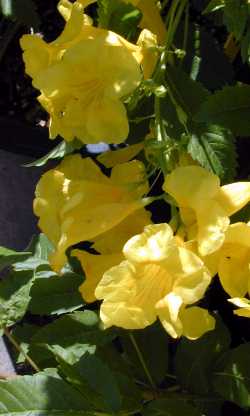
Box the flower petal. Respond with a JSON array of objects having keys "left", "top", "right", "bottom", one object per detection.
[
  {"left": 156, "top": 293, "right": 183, "bottom": 338},
  {"left": 72, "top": 250, "right": 123, "bottom": 303},
  {"left": 93, "top": 209, "right": 151, "bottom": 254},
  {"left": 95, "top": 261, "right": 159, "bottom": 329},
  {"left": 97, "top": 143, "right": 144, "bottom": 168},
  {"left": 216, "top": 182, "right": 250, "bottom": 217},
  {"left": 20, "top": 35, "right": 50, "bottom": 79},
  {"left": 181, "top": 306, "right": 215, "bottom": 340},
  {"left": 123, "top": 223, "right": 174, "bottom": 263},
  {"left": 164, "top": 166, "right": 220, "bottom": 208},
  {"left": 196, "top": 200, "right": 229, "bottom": 256},
  {"left": 86, "top": 96, "right": 129, "bottom": 144},
  {"left": 218, "top": 256, "right": 249, "bottom": 297},
  {"left": 111, "top": 160, "right": 149, "bottom": 198}
]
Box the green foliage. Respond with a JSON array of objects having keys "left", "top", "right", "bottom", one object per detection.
[
  {"left": 0, "top": 0, "right": 40, "bottom": 29},
  {"left": 58, "top": 350, "right": 123, "bottom": 413},
  {"left": 121, "top": 324, "right": 169, "bottom": 385},
  {"left": 187, "top": 123, "right": 237, "bottom": 182},
  {"left": 24, "top": 141, "right": 79, "bottom": 168},
  {"left": 213, "top": 343, "right": 250, "bottom": 408},
  {"left": 175, "top": 319, "right": 231, "bottom": 395},
  {"left": 223, "top": 0, "right": 248, "bottom": 41},
  {"left": 0, "top": 246, "right": 30, "bottom": 270},
  {"left": 143, "top": 398, "right": 202, "bottom": 416},
  {"left": 196, "top": 84, "right": 250, "bottom": 136},
  {"left": 14, "top": 234, "right": 54, "bottom": 272},
  {"left": 203, "top": 0, "right": 225, "bottom": 14},
  {"left": 0, "top": 374, "right": 92, "bottom": 415},
  {"left": 12, "top": 324, "right": 39, "bottom": 363},
  {"left": 29, "top": 311, "right": 115, "bottom": 362},
  {"left": 0, "top": 269, "right": 34, "bottom": 330},
  {"left": 28, "top": 272, "right": 84, "bottom": 315},
  {"left": 97, "top": 0, "right": 141, "bottom": 38},
  {"left": 165, "top": 66, "right": 210, "bottom": 120}
]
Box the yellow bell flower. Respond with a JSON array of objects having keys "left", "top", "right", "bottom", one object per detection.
[
  {"left": 72, "top": 209, "right": 151, "bottom": 302},
  {"left": 34, "top": 154, "right": 150, "bottom": 272},
  {"left": 20, "top": 0, "right": 142, "bottom": 144},
  {"left": 95, "top": 223, "right": 215, "bottom": 339},
  {"left": 164, "top": 166, "right": 250, "bottom": 256},
  {"left": 228, "top": 297, "right": 250, "bottom": 318}
]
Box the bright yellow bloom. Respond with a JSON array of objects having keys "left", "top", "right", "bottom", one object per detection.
[
  {"left": 20, "top": 0, "right": 142, "bottom": 144},
  {"left": 95, "top": 223, "right": 215, "bottom": 339},
  {"left": 72, "top": 209, "right": 151, "bottom": 302},
  {"left": 164, "top": 166, "right": 250, "bottom": 256},
  {"left": 228, "top": 297, "right": 250, "bottom": 318},
  {"left": 34, "top": 154, "right": 149, "bottom": 272}
]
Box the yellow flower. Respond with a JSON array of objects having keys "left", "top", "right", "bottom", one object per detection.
[
  {"left": 164, "top": 166, "right": 250, "bottom": 256},
  {"left": 20, "top": 1, "right": 142, "bottom": 144},
  {"left": 228, "top": 297, "right": 250, "bottom": 318},
  {"left": 34, "top": 154, "right": 150, "bottom": 272},
  {"left": 95, "top": 223, "right": 215, "bottom": 339},
  {"left": 72, "top": 209, "right": 151, "bottom": 302}
]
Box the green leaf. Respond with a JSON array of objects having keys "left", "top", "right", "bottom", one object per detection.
[
  {"left": 165, "top": 66, "right": 210, "bottom": 120},
  {"left": 30, "top": 310, "right": 115, "bottom": 352},
  {"left": 0, "top": 269, "right": 34, "bottom": 330},
  {"left": 24, "top": 140, "right": 80, "bottom": 167},
  {"left": 12, "top": 323, "right": 39, "bottom": 363},
  {"left": 14, "top": 234, "right": 54, "bottom": 272},
  {"left": 121, "top": 323, "right": 169, "bottom": 385},
  {"left": 203, "top": 0, "right": 225, "bottom": 14},
  {"left": 143, "top": 398, "right": 202, "bottom": 416},
  {"left": 0, "top": 0, "right": 40, "bottom": 29},
  {"left": 0, "top": 373, "right": 92, "bottom": 415},
  {"left": 187, "top": 123, "right": 237, "bottom": 182},
  {"left": 175, "top": 318, "right": 230, "bottom": 395},
  {"left": 97, "top": 0, "right": 141, "bottom": 38},
  {"left": 58, "top": 351, "right": 122, "bottom": 413},
  {"left": 213, "top": 343, "right": 250, "bottom": 408},
  {"left": 223, "top": 0, "right": 248, "bottom": 40},
  {"left": 174, "top": 23, "right": 233, "bottom": 89},
  {"left": 0, "top": 246, "right": 30, "bottom": 270},
  {"left": 28, "top": 273, "right": 84, "bottom": 315},
  {"left": 195, "top": 85, "right": 250, "bottom": 136}
]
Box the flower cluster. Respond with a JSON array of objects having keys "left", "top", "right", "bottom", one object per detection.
[
  {"left": 20, "top": 0, "right": 160, "bottom": 144},
  {"left": 23, "top": 0, "right": 250, "bottom": 341},
  {"left": 34, "top": 153, "right": 250, "bottom": 340}
]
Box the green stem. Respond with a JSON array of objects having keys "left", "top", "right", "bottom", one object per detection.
[
  {"left": 4, "top": 327, "right": 40, "bottom": 373},
  {"left": 129, "top": 333, "right": 156, "bottom": 390}
]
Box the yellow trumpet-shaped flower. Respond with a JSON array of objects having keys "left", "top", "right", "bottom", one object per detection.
[
  {"left": 164, "top": 166, "right": 250, "bottom": 256},
  {"left": 95, "top": 223, "right": 215, "bottom": 339},
  {"left": 34, "top": 154, "right": 149, "bottom": 272},
  {"left": 20, "top": 0, "right": 142, "bottom": 144},
  {"left": 72, "top": 209, "right": 151, "bottom": 303}
]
